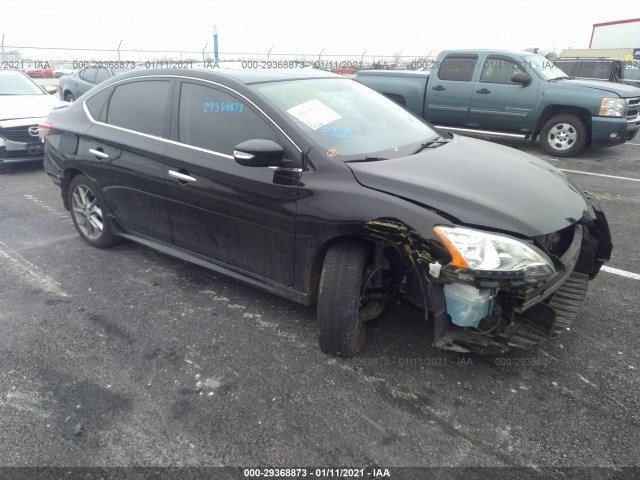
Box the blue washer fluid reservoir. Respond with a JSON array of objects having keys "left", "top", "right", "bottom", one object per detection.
[{"left": 443, "top": 284, "right": 496, "bottom": 328}]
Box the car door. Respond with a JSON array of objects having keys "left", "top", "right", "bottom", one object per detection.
[
  {"left": 425, "top": 54, "right": 478, "bottom": 126},
  {"left": 468, "top": 55, "right": 539, "bottom": 132},
  {"left": 163, "top": 80, "right": 300, "bottom": 285},
  {"left": 81, "top": 78, "right": 173, "bottom": 242}
]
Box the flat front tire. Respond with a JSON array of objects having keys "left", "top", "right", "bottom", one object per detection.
[
  {"left": 317, "top": 240, "right": 370, "bottom": 357},
  {"left": 68, "top": 174, "right": 119, "bottom": 248},
  {"left": 540, "top": 114, "right": 587, "bottom": 157}
]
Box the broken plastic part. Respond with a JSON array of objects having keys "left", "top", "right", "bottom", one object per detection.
[{"left": 429, "top": 261, "right": 442, "bottom": 278}]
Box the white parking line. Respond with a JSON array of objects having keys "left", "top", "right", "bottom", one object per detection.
[
  {"left": 559, "top": 169, "right": 640, "bottom": 182},
  {"left": 625, "top": 142, "right": 640, "bottom": 146},
  {"left": 601, "top": 266, "right": 640, "bottom": 281}
]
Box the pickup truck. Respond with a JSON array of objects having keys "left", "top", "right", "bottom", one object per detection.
[{"left": 357, "top": 49, "right": 640, "bottom": 157}]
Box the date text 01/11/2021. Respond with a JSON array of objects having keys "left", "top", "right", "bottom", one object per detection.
[{"left": 243, "top": 468, "right": 391, "bottom": 478}]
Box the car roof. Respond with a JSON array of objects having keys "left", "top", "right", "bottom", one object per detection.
[
  {"left": 439, "top": 49, "right": 537, "bottom": 56},
  {"left": 111, "top": 67, "right": 342, "bottom": 86}
]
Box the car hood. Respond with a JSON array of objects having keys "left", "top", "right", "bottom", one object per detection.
[
  {"left": 0, "top": 94, "right": 63, "bottom": 125},
  {"left": 556, "top": 78, "right": 640, "bottom": 98},
  {"left": 346, "top": 136, "right": 588, "bottom": 237}
]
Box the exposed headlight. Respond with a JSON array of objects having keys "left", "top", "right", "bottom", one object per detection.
[
  {"left": 434, "top": 226, "right": 555, "bottom": 277},
  {"left": 599, "top": 98, "right": 627, "bottom": 117}
]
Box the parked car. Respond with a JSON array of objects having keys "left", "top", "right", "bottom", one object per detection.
[
  {"left": 357, "top": 49, "right": 640, "bottom": 157},
  {"left": 0, "top": 68, "right": 64, "bottom": 170},
  {"left": 41, "top": 68, "right": 611, "bottom": 356},
  {"left": 53, "top": 62, "right": 76, "bottom": 78},
  {"left": 58, "top": 66, "right": 134, "bottom": 102},
  {"left": 25, "top": 66, "right": 55, "bottom": 78},
  {"left": 553, "top": 57, "right": 640, "bottom": 89}
]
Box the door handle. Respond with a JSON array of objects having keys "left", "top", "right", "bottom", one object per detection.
[
  {"left": 168, "top": 170, "right": 197, "bottom": 183},
  {"left": 432, "top": 85, "right": 446, "bottom": 91},
  {"left": 475, "top": 88, "right": 491, "bottom": 94},
  {"left": 89, "top": 148, "right": 109, "bottom": 159}
]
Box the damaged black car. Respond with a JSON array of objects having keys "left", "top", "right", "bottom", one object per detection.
[{"left": 41, "top": 68, "right": 612, "bottom": 357}]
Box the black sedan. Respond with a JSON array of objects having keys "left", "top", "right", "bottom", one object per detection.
[
  {"left": 41, "top": 68, "right": 612, "bottom": 357},
  {"left": 58, "top": 66, "right": 133, "bottom": 102}
]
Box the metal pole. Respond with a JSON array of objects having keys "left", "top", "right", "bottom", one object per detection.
[
  {"left": 117, "top": 40, "right": 122, "bottom": 61},
  {"left": 318, "top": 48, "right": 325, "bottom": 63},
  {"left": 267, "top": 46, "right": 274, "bottom": 59},
  {"left": 202, "top": 43, "right": 208, "bottom": 63},
  {"left": 361, "top": 49, "right": 367, "bottom": 67}
]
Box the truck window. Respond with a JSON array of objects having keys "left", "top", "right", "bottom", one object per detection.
[
  {"left": 553, "top": 60, "right": 578, "bottom": 76},
  {"left": 577, "top": 60, "right": 613, "bottom": 80},
  {"left": 480, "top": 57, "right": 524, "bottom": 84},
  {"left": 437, "top": 55, "right": 478, "bottom": 82}
]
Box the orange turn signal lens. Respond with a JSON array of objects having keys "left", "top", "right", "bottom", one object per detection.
[{"left": 433, "top": 226, "right": 469, "bottom": 269}]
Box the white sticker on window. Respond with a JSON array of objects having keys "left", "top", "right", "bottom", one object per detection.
[{"left": 286, "top": 99, "right": 342, "bottom": 130}]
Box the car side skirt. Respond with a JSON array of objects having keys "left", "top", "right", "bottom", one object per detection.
[{"left": 113, "top": 227, "right": 311, "bottom": 306}]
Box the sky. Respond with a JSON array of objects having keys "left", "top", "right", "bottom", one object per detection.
[{"left": 2, "top": 0, "right": 640, "bottom": 62}]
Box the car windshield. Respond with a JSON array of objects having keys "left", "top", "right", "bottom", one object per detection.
[
  {"left": 524, "top": 54, "right": 569, "bottom": 81},
  {"left": 0, "top": 69, "right": 45, "bottom": 95},
  {"left": 252, "top": 78, "right": 437, "bottom": 158},
  {"left": 623, "top": 61, "right": 640, "bottom": 81}
]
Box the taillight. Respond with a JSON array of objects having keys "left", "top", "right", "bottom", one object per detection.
[{"left": 37, "top": 122, "right": 52, "bottom": 144}]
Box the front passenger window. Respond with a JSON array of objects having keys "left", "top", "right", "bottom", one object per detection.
[
  {"left": 480, "top": 58, "right": 524, "bottom": 84},
  {"left": 178, "top": 82, "right": 278, "bottom": 156}
]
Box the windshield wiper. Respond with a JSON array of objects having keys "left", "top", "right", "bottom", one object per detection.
[
  {"left": 549, "top": 76, "right": 573, "bottom": 81},
  {"left": 347, "top": 156, "right": 388, "bottom": 162},
  {"left": 413, "top": 136, "right": 451, "bottom": 155}
]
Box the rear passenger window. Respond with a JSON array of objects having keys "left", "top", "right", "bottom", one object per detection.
[
  {"left": 178, "top": 82, "right": 278, "bottom": 155},
  {"left": 85, "top": 87, "right": 113, "bottom": 121},
  {"left": 79, "top": 67, "right": 97, "bottom": 83},
  {"left": 95, "top": 68, "right": 110, "bottom": 84},
  {"left": 437, "top": 55, "right": 478, "bottom": 82},
  {"left": 106, "top": 80, "right": 170, "bottom": 137}
]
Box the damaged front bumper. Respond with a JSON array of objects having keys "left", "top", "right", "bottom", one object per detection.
[{"left": 428, "top": 196, "right": 612, "bottom": 354}]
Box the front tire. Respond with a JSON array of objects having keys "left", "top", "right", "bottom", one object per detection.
[
  {"left": 68, "top": 175, "right": 119, "bottom": 248},
  {"left": 540, "top": 114, "right": 587, "bottom": 157},
  {"left": 317, "top": 240, "right": 370, "bottom": 357}
]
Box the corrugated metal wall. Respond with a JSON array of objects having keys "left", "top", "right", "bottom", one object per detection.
[
  {"left": 591, "top": 20, "right": 640, "bottom": 48},
  {"left": 560, "top": 48, "right": 634, "bottom": 59}
]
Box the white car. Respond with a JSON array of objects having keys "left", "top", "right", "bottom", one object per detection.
[
  {"left": 0, "top": 69, "right": 64, "bottom": 170},
  {"left": 53, "top": 62, "right": 76, "bottom": 78}
]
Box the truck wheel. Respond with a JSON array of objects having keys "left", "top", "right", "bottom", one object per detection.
[
  {"left": 317, "top": 240, "right": 370, "bottom": 357},
  {"left": 540, "top": 114, "right": 586, "bottom": 157}
]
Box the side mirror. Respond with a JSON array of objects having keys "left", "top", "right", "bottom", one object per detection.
[
  {"left": 43, "top": 85, "right": 58, "bottom": 95},
  {"left": 511, "top": 72, "right": 532, "bottom": 85},
  {"left": 234, "top": 139, "right": 284, "bottom": 167}
]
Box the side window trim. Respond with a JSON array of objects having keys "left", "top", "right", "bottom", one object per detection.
[{"left": 81, "top": 74, "right": 302, "bottom": 159}]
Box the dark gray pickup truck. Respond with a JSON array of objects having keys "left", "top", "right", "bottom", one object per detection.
[{"left": 358, "top": 49, "right": 640, "bottom": 157}]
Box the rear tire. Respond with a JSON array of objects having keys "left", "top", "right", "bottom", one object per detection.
[
  {"left": 540, "top": 114, "right": 586, "bottom": 157},
  {"left": 317, "top": 240, "right": 370, "bottom": 357},
  {"left": 68, "top": 174, "right": 120, "bottom": 248},
  {"left": 64, "top": 92, "right": 75, "bottom": 102}
]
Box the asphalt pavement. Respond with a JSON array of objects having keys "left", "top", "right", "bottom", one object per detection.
[{"left": 0, "top": 128, "right": 639, "bottom": 472}]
